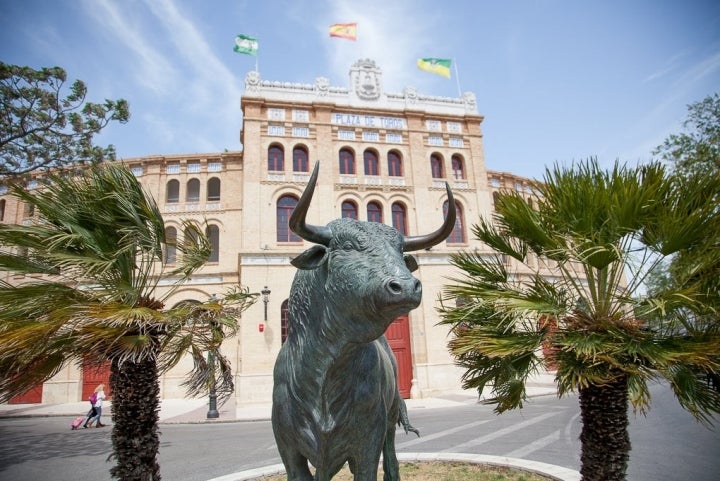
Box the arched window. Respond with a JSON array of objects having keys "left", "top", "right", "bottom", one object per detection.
[
  {"left": 184, "top": 225, "right": 199, "bottom": 247},
  {"left": 492, "top": 191, "right": 500, "bottom": 210},
  {"left": 164, "top": 226, "right": 177, "bottom": 264},
  {"left": 367, "top": 201, "right": 383, "bottom": 223},
  {"left": 166, "top": 180, "right": 180, "bottom": 203},
  {"left": 431, "top": 154, "right": 444, "bottom": 178},
  {"left": 451, "top": 155, "right": 465, "bottom": 180},
  {"left": 206, "top": 224, "right": 220, "bottom": 262},
  {"left": 0, "top": 199, "right": 6, "bottom": 222},
  {"left": 341, "top": 200, "right": 358, "bottom": 220},
  {"left": 281, "top": 299, "right": 290, "bottom": 344},
  {"left": 339, "top": 148, "right": 355, "bottom": 175},
  {"left": 277, "top": 195, "right": 301, "bottom": 242},
  {"left": 443, "top": 200, "right": 466, "bottom": 244},
  {"left": 207, "top": 178, "right": 221, "bottom": 201},
  {"left": 186, "top": 179, "right": 200, "bottom": 203},
  {"left": 387, "top": 151, "right": 403, "bottom": 177},
  {"left": 293, "top": 145, "right": 309, "bottom": 172},
  {"left": 391, "top": 202, "right": 408, "bottom": 236},
  {"left": 364, "top": 149, "right": 379, "bottom": 176},
  {"left": 23, "top": 202, "right": 34, "bottom": 218},
  {"left": 268, "top": 144, "right": 284, "bottom": 171}
]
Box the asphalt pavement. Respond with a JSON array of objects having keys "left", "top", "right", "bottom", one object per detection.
[
  {"left": 0, "top": 374, "right": 582, "bottom": 481},
  {"left": 0, "top": 374, "right": 559, "bottom": 424}
]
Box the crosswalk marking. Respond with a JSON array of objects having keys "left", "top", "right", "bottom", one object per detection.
[
  {"left": 504, "top": 429, "right": 560, "bottom": 458},
  {"left": 441, "top": 412, "right": 561, "bottom": 452},
  {"left": 396, "top": 419, "right": 491, "bottom": 449}
]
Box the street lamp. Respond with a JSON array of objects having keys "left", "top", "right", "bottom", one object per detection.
[
  {"left": 207, "top": 294, "right": 219, "bottom": 419},
  {"left": 259, "top": 286, "right": 271, "bottom": 332}
]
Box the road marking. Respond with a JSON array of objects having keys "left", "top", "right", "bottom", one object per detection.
[
  {"left": 396, "top": 419, "right": 492, "bottom": 449},
  {"left": 441, "top": 412, "right": 561, "bottom": 452},
  {"left": 504, "top": 429, "right": 561, "bottom": 458}
]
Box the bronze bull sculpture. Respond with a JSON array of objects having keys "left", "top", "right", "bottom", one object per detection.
[{"left": 272, "top": 161, "right": 456, "bottom": 480}]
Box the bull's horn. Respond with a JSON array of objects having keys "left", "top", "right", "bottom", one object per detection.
[
  {"left": 403, "top": 183, "right": 456, "bottom": 252},
  {"left": 289, "top": 161, "right": 332, "bottom": 245}
]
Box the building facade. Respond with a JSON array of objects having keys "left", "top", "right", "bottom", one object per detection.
[{"left": 1, "top": 59, "right": 541, "bottom": 406}]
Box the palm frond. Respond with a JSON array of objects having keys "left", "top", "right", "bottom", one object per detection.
[{"left": 440, "top": 158, "right": 720, "bottom": 420}]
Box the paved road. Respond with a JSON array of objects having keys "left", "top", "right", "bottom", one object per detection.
[{"left": 0, "top": 382, "right": 718, "bottom": 481}]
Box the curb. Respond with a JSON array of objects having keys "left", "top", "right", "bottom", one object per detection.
[{"left": 203, "top": 452, "right": 581, "bottom": 481}]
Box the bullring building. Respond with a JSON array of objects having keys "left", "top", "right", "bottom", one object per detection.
[{"left": 1, "top": 59, "right": 543, "bottom": 406}]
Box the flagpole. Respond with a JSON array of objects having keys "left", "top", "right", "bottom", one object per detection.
[{"left": 453, "top": 58, "right": 462, "bottom": 97}]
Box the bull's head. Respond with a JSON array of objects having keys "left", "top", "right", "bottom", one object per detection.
[{"left": 288, "top": 162, "right": 456, "bottom": 341}]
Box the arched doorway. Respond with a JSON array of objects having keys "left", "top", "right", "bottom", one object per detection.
[
  {"left": 82, "top": 359, "right": 112, "bottom": 401},
  {"left": 385, "top": 315, "right": 413, "bottom": 398}
]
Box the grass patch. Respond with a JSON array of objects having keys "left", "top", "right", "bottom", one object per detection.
[{"left": 257, "top": 461, "right": 554, "bottom": 480}]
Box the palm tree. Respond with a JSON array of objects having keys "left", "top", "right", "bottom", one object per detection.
[
  {"left": 439, "top": 159, "right": 720, "bottom": 481},
  {"left": 0, "top": 163, "right": 256, "bottom": 480}
]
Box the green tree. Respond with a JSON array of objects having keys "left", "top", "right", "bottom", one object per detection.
[
  {"left": 0, "top": 163, "right": 256, "bottom": 480},
  {"left": 648, "top": 93, "right": 720, "bottom": 315},
  {"left": 439, "top": 159, "right": 720, "bottom": 481},
  {"left": 0, "top": 62, "right": 130, "bottom": 178},
  {"left": 653, "top": 92, "right": 719, "bottom": 178}
]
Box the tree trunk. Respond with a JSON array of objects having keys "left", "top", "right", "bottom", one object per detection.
[
  {"left": 109, "top": 353, "right": 161, "bottom": 481},
  {"left": 578, "top": 375, "right": 630, "bottom": 481}
]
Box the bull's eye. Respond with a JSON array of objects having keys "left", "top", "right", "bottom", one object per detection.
[
  {"left": 404, "top": 254, "right": 418, "bottom": 272},
  {"left": 342, "top": 241, "right": 354, "bottom": 251}
]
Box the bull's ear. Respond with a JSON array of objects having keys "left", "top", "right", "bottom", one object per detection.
[
  {"left": 291, "top": 245, "right": 329, "bottom": 270},
  {"left": 404, "top": 254, "right": 418, "bottom": 272}
]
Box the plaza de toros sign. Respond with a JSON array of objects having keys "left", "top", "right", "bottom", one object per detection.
[{"left": 331, "top": 113, "right": 407, "bottom": 129}]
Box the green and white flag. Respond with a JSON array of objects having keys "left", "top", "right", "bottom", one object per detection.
[{"left": 233, "top": 34, "right": 258, "bottom": 56}]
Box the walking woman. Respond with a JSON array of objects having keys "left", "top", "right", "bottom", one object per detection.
[{"left": 84, "top": 383, "right": 107, "bottom": 428}]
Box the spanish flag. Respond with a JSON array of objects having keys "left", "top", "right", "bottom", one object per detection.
[
  {"left": 329, "top": 23, "right": 357, "bottom": 41},
  {"left": 417, "top": 58, "right": 452, "bottom": 78}
]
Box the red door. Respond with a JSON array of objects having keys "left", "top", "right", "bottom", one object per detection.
[
  {"left": 9, "top": 384, "right": 43, "bottom": 404},
  {"left": 385, "top": 315, "right": 413, "bottom": 398},
  {"left": 82, "top": 360, "right": 112, "bottom": 401}
]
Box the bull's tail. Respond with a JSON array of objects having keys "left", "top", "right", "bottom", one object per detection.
[{"left": 397, "top": 398, "right": 420, "bottom": 437}]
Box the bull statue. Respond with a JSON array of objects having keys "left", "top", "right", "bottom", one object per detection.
[{"left": 272, "top": 161, "right": 456, "bottom": 481}]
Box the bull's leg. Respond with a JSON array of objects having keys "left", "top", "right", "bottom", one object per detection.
[
  {"left": 347, "top": 462, "right": 380, "bottom": 481},
  {"left": 278, "top": 448, "right": 313, "bottom": 481},
  {"left": 346, "top": 441, "right": 383, "bottom": 481},
  {"left": 381, "top": 425, "right": 400, "bottom": 481},
  {"left": 314, "top": 463, "right": 350, "bottom": 481}
]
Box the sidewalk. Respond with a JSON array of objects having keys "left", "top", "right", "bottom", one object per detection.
[{"left": 0, "top": 374, "right": 558, "bottom": 424}]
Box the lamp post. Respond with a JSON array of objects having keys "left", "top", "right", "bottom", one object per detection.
[
  {"left": 260, "top": 286, "right": 271, "bottom": 332},
  {"left": 207, "top": 294, "right": 219, "bottom": 419}
]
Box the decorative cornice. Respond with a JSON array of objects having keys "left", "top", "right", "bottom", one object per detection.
[{"left": 243, "top": 58, "right": 478, "bottom": 117}]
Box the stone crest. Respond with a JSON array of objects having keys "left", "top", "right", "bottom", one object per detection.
[
  {"left": 245, "top": 70, "right": 260, "bottom": 94},
  {"left": 314, "top": 76, "right": 330, "bottom": 97},
  {"left": 351, "top": 58, "right": 382, "bottom": 101}
]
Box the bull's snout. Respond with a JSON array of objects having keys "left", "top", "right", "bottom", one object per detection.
[{"left": 385, "top": 277, "right": 422, "bottom": 297}]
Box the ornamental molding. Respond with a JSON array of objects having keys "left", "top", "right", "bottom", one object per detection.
[{"left": 243, "top": 58, "right": 478, "bottom": 116}]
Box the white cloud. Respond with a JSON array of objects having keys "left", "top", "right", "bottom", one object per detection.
[
  {"left": 143, "top": 0, "right": 242, "bottom": 114},
  {"left": 84, "top": 0, "right": 178, "bottom": 95},
  {"left": 643, "top": 51, "right": 687, "bottom": 83},
  {"left": 320, "top": 0, "right": 449, "bottom": 93},
  {"left": 140, "top": 0, "right": 244, "bottom": 150}
]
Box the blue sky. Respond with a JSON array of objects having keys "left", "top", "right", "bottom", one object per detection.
[{"left": 2, "top": 0, "right": 719, "bottom": 180}]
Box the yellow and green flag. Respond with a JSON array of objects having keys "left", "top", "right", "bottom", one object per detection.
[{"left": 417, "top": 57, "right": 452, "bottom": 78}]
